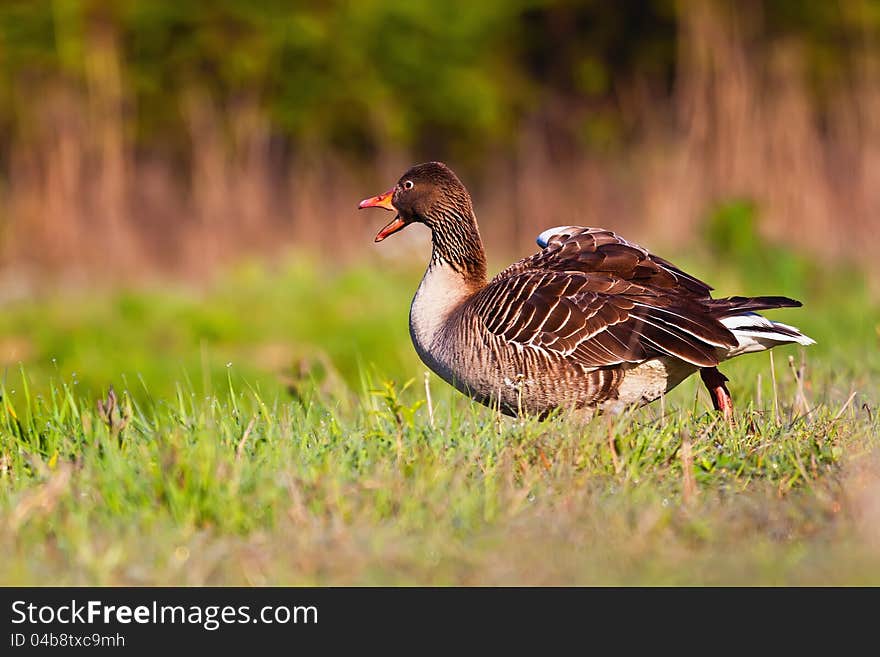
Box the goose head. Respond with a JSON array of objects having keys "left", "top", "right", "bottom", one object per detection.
[
  {"left": 359, "top": 161, "right": 487, "bottom": 284},
  {"left": 358, "top": 161, "right": 475, "bottom": 243}
]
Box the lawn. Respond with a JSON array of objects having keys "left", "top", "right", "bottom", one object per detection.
[{"left": 0, "top": 250, "right": 878, "bottom": 585}]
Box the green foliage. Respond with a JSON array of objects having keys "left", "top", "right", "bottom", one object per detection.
[
  {"left": 0, "top": 349, "right": 877, "bottom": 584},
  {"left": 701, "top": 199, "right": 879, "bottom": 375},
  {"left": 703, "top": 198, "right": 814, "bottom": 294},
  {"left": 0, "top": 255, "right": 877, "bottom": 584},
  {"left": 1, "top": 1, "right": 873, "bottom": 159},
  {"left": 705, "top": 199, "right": 761, "bottom": 260},
  {"left": 0, "top": 257, "right": 416, "bottom": 401}
]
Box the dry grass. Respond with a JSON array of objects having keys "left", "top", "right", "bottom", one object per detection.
[{"left": 0, "top": 4, "right": 878, "bottom": 285}]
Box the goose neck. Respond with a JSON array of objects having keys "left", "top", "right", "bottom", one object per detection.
[{"left": 427, "top": 212, "right": 487, "bottom": 287}]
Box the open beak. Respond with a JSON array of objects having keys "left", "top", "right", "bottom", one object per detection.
[
  {"left": 358, "top": 188, "right": 395, "bottom": 211},
  {"left": 358, "top": 188, "right": 406, "bottom": 242}
]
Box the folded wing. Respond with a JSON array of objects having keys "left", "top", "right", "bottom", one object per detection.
[{"left": 471, "top": 226, "right": 741, "bottom": 368}]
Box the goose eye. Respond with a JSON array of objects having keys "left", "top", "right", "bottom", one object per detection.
[{"left": 403, "top": 180, "right": 414, "bottom": 190}]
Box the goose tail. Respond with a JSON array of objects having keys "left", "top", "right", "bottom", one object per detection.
[{"left": 718, "top": 311, "right": 815, "bottom": 358}]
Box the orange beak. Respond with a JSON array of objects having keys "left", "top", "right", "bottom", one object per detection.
[
  {"left": 358, "top": 188, "right": 406, "bottom": 242},
  {"left": 358, "top": 188, "right": 395, "bottom": 211}
]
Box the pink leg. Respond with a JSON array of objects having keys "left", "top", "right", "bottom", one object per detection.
[{"left": 700, "top": 367, "right": 733, "bottom": 423}]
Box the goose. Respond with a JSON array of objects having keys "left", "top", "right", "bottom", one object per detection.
[{"left": 358, "top": 161, "right": 814, "bottom": 421}]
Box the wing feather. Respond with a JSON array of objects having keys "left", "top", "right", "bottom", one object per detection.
[{"left": 470, "top": 226, "right": 739, "bottom": 368}]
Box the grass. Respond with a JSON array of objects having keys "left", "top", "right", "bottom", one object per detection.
[{"left": 0, "top": 250, "right": 878, "bottom": 585}]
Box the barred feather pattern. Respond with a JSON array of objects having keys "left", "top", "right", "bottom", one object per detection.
[
  {"left": 418, "top": 226, "right": 801, "bottom": 417},
  {"left": 424, "top": 200, "right": 487, "bottom": 283},
  {"left": 382, "top": 163, "right": 806, "bottom": 418}
]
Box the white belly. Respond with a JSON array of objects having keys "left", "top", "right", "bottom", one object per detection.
[
  {"left": 409, "top": 262, "right": 468, "bottom": 354},
  {"left": 601, "top": 357, "right": 696, "bottom": 414}
]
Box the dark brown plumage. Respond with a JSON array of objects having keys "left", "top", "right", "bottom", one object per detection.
[{"left": 358, "top": 162, "right": 813, "bottom": 420}]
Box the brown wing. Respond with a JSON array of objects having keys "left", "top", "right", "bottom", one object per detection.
[{"left": 471, "top": 227, "right": 738, "bottom": 368}]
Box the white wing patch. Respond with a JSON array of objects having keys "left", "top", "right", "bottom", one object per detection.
[{"left": 536, "top": 226, "right": 584, "bottom": 248}]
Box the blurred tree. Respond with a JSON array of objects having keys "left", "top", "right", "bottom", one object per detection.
[{"left": 0, "top": 0, "right": 876, "bottom": 161}]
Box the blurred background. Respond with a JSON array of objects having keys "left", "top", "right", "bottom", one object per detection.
[
  {"left": 0, "top": 0, "right": 877, "bottom": 398},
  {"left": 4, "top": 1, "right": 880, "bottom": 589}
]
